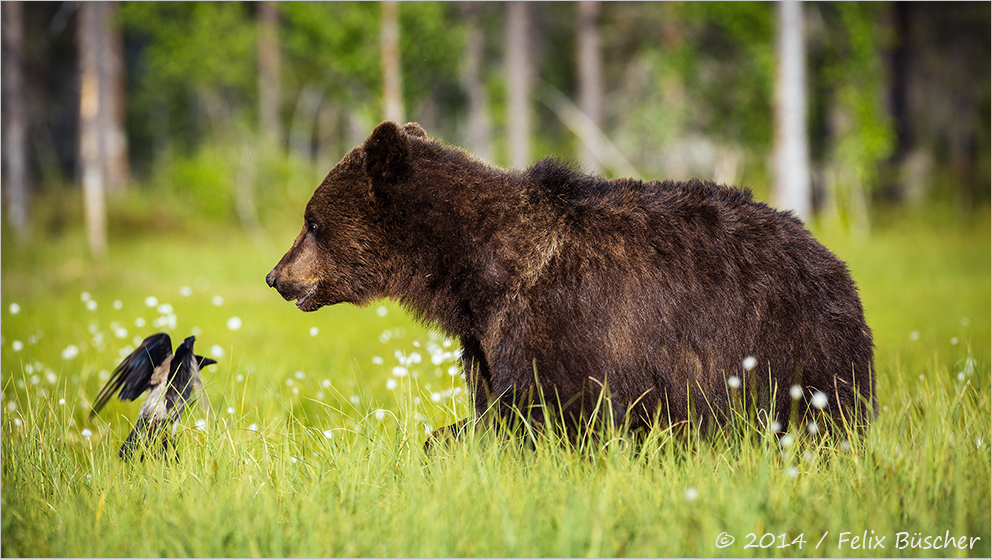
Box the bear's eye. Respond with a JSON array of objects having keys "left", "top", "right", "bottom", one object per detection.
[{"left": 306, "top": 220, "right": 320, "bottom": 234}]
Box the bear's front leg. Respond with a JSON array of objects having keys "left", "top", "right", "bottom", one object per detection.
[
  {"left": 459, "top": 334, "right": 493, "bottom": 417},
  {"left": 422, "top": 335, "right": 492, "bottom": 452}
]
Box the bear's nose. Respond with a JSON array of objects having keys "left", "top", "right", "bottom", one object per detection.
[{"left": 265, "top": 270, "right": 278, "bottom": 289}]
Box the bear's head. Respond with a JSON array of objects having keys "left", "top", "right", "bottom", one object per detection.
[{"left": 266, "top": 120, "right": 427, "bottom": 311}]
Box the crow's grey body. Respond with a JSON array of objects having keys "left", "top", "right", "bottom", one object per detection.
[{"left": 91, "top": 333, "right": 215, "bottom": 460}]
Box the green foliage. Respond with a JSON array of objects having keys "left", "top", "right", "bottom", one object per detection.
[
  {"left": 808, "top": 2, "right": 897, "bottom": 225},
  {"left": 121, "top": 2, "right": 257, "bottom": 152},
  {"left": 121, "top": 3, "right": 256, "bottom": 96},
  {"left": 2, "top": 209, "right": 989, "bottom": 557},
  {"left": 399, "top": 2, "right": 464, "bottom": 116},
  {"left": 280, "top": 2, "right": 380, "bottom": 106},
  {"left": 678, "top": 2, "right": 776, "bottom": 148}
]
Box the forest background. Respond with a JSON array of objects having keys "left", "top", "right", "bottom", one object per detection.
[
  {"left": 2, "top": 1, "right": 989, "bottom": 243},
  {"left": 1, "top": 2, "right": 990, "bottom": 557}
]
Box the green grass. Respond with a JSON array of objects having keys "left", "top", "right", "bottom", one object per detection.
[{"left": 2, "top": 208, "right": 989, "bottom": 557}]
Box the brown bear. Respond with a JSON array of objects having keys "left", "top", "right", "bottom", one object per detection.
[{"left": 266, "top": 121, "right": 876, "bottom": 437}]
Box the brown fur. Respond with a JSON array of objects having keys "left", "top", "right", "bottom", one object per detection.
[{"left": 267, "top": 121, "right": 877, "bottom": 434}]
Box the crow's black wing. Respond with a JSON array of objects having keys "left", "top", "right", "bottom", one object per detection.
[{"left": 91, "top": 333, "right": 173, "bottom": 416}]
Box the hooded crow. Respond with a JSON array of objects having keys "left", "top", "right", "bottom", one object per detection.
[{"left": 91, "top": 333, "right": 216, "bottom": 460}]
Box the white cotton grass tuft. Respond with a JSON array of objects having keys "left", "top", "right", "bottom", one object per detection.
[
  {"left": 741, "top": 355, "right": 757, "bottom": 371},
  {"left": 227, "top": 316, "right": 242, "bottom": 331},
  {"left": 726, "top": 376, "right": 741, "bottom": 389},
  {"left": 62, "top": 345, "right": 80, "bottom": 360},
  {"left": 310, "top": 327, "right": 319, "bottom": 337},
  {"left": 684, "top": 487, "right": 699, "bottom": 501},
  {"left": 144, "top": 296, "right": 158, "bottom": 308},
  {"left": 810, "top": 391, "right": 829, "bottom": 410},
  {"left": 8, "top": 303, "right": 20, "bottom": 315},
  {"left": 789, "top": 385, "right": 803, "bottom": 401},
  {"left": 209, "top": 345, "right": 225, "bottom": 359},
  {"left": 212, "top": 295, "right": 225, "bottom": 307}
]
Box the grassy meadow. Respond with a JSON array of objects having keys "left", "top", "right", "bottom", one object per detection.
[{"left": 1, "top": 200, "right": 990, "bottom": 557}]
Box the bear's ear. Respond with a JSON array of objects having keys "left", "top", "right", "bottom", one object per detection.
[
  {"left": 363, "top": 121, "right": 410, "bottom": 195},
  {"left": 401, "top": 122, "right": 427, "bottom": 138}
]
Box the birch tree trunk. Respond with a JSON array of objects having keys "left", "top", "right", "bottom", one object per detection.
[
  {"left": 773, "top": 0, "right": 811, "bottom": 221},
  {"left": 101, "top": 1, "right": 128, "bottom": 193},
  {"left": 78, "top": 1, "right": 108, "bottom": 258},
  {"left": 505, "top": 1, "right": 532, "bottom": 169},
  {"left": 462, "top": 1, "right": 492, "bottom": 162},
  {"left": 2, "top": 1, "right": 30, "bottom": 238},
  {"left": 258, "top": 1, "right": 281, "bottom": 150},
  {"left": 381, "top": 1, "right": 404, "bottom": 124},
  {"left": 577, "top": 1, "right": 603, "bottom": 175}
]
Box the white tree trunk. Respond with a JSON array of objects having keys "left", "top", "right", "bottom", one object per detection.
[
  {"left": 78, "top": 1, "right": 108, "bottom": 258},
  {"left": 258, "top": 1, "right": 281, "bottom": 149},
  {"left": 773, "top": 0, "right": 811, "bottom": 220},
  {"left": 100, "top": 1, "right": 128, "bottom": 193},
  {"left": 462, "top": 1, "right": 492, "bottom": 162},
  {"left": 2, "top": 1, "right": 30, "bottom": 237},
  {"left": 381, "top": 1, "right": 404, "bottom": 124},
  {"left": 505, "top": 1, "right": 532, "bottom": 169},
  {"left": 577, "top": 1, "right": 603, "bottom": 175}
]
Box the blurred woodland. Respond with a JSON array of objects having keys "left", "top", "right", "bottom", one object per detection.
[{"left": 1, "top": 1, "right": 989, "bottom": 257}]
